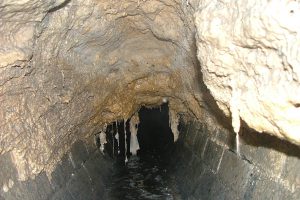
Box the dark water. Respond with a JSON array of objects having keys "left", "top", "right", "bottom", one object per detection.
[{"left": 106, "top": 153, "right": 182, "bottom": 200}]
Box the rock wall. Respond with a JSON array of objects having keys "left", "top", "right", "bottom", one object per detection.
[{"left": 195, "top": 0, "right": 300, "bottom": 144}]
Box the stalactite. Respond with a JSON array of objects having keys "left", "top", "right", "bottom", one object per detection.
[
  {"left": 130, "top": 113, "right": 140, "bottom": 155},
  {"left": 115, "top": 121, "right": 120, "bottom": 154},
  {"left": 230, "top": 80, "right": 241, "bottom": 156},
  {"left": 169, "top": 109, "right": 180, "bottom": 142},
  {"left": 115, "top": 132, "right": 120, "bottom": 154},
  {"left": 99, "top": 124, "right": 107, "bottom": 154},
  {"left": 123, "top": 120, "right": 128, "bottom": 163},
  {"left": 112, "top": 123, "right": 115, "bottom": 158}
]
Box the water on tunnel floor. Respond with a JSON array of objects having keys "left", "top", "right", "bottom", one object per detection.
[{"left": 106, "top": 153, "right": 181, "bottom": 200}]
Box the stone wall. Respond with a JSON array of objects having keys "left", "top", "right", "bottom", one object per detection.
[
  {"left": 0, "top": 138, "right": 113, "bottom": 200},
  {"left": 1, "top": 118, "right": 299, "bottom": 200},
  {"left": 173, "top": 119, "right": 300, "bottom": 199}
]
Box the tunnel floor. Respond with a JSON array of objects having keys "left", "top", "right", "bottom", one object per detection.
[{"left": 105, "top": 153, "right": 181, "bottom": 200}]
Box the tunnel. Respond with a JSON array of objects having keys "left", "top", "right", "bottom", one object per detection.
[{"left": 0, "top": 0, "right": 300, "bottom": 199}]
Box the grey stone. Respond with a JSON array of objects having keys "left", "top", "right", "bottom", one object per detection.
[
  {"left": 2, "top": 174, "right": 52, "bottom": 200},
  {"left": 34, "top": 172, "right": 54, "bottom": 199},
  {"left": 216, "top": 129, "right": 235, "bottom": 150},
  {"left": 179, "top": 122, "right": 189, "bottom": 136},
  {"left": 0, "top": 152, "right": 18, "bottom": 186},
  {"left": 84, "top": 135, "right": 98, "bottom": 156},
  {"left": 194, "top": 172, "right": 241, "bottom": 200},
  {"left": 209, "top": 179, "right": 228, "bottom": 200},
  {"left": 193, "top": 169, "right": 217, "bottom": 199},
  {"left": 193, "top": 131, "right": 208, "bottom": 158},
  {"left": 202, "top": 123, "right": 215, "bottom": 138},
  {"left": 218, "top": 150, "right": 254, "bottom": 198},
  {"left": 251, "top": 175, "right": 293, "bottom": 200},
  {"left": 181, "top": 156, "right": 205, "bottom": 197},
  {"left": 185, "top": 121, "right": 199, "bottom": 147},
  {"left": 51, "top": 163, "right": 67, "bottom": 191},
  {"left": 85, "top": 152, "right": 113, "bottom": 180},
  {"left": 281, "top": 155, "right": 300, "bottom": 191},
  {"left": 187, "top": 195, "right": 198, "bottom": 200},
  {"left": 203, "top": 139, "right": 224, "bottom": 172},
  {"left": 51, "top": 153, "right": 74, "bottom": 190},
  {"left": 243, "top": 172, "right": 259, "bottom": 200},
  {"left": 1, "top": 181, "right": 27, "bottom": 200},
  {"left": 2, "top": 150, "right": 113, "bottom": 200},
  {"left": 84, "top": 154, "right": 108, "bottom": 186},
  {"left": 238, "top": 129, "right": 291, "bottom": 178},
  {"left": 69, "top": 140, "right": 89, "bottom": 169},
  {"left": 182, "top": 146, "right": 194, "bottom": 167},
  {"left": 66, "top": 167, "right": 93, "bottom": 200},
  {"left": 51, "top": 188, "right": 74, "bottom": 200},
  {"left": 241, "top": 144, "right": 286, "bottom": 177},
  {"left": 291, "top": 190, "right": 300, "bottom": 200},
  {"left": 23, "top": 176, "right": 45, "bottom": 200}
]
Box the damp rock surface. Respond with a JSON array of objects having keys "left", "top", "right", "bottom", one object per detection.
[{"left": 195, "top": 0, "right": 300, "bottom": 144}]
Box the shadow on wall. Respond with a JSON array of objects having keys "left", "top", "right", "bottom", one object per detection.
[{"left": 239, "top": 121, "right": 300, "bottom": 159}]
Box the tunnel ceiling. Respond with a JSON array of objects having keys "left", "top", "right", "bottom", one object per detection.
[{"left": 1, "top": 0, "right": 300, "bottom": 180}]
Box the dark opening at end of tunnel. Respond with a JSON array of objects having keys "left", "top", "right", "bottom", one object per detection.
[
  {"left": 137, "top": 103, "right": 175, "bottom": 156},
  {"left": 102, "top": 103, "right": 182, "bottom": 200},
  {"left": 101, "top": 102, "right": 176, "bottom": 163}
]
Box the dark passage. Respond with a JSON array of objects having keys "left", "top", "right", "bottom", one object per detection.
[
  {"left": 137, "top": 103, "right": 174, "bottom": 155},
  {"left": 105, "top": 103, "right": 181, "bottom": 200}
]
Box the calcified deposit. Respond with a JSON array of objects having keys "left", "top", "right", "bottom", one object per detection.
[{"left": 1, "top": 0, "right": 300, "bottom": 181}]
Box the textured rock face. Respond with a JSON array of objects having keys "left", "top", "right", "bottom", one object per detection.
[
  {"left": 0, "top": 0, "right": 200, "bottom": 179},
  {"left": 195, "top": 0, "right": 300, "bottom": 144},
  {"left": 1, "top": 0, "right": 300, "bottom": 182}
]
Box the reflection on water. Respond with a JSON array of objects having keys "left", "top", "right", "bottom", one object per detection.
[{"left": 106, "top": 153, "right": 181, "bottom": 200}]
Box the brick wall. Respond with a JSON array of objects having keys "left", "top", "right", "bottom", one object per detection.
[
  {"left": 0, "top": 138, "right": 113, "bottom": 200},
  {"left": 174, "top": 120, "right": 300, "bottom": 199}
]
